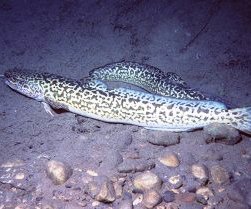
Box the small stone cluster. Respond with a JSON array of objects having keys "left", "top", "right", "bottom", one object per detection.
[{"left": 0, "top": 123, "right": 250, "bottom": 208}]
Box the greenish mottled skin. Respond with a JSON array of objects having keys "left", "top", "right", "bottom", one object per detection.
[
  {"left": 89, "top": 61, "right": 208, "bottom": 100},
  {"left": 4, "top": 69, "right": 251, "bottom": 133}
]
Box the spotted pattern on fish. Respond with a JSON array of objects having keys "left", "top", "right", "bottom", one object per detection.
[
  {"left": 88, "top": 61, "right": 208, "bottom": 100},
  {"left": 4, "top": 69, "right": 251, "bottom": 134}
]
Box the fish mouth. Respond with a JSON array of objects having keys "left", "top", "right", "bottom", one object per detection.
[{"left": 5, "top": 79, "right": 13, "bottom": 88}]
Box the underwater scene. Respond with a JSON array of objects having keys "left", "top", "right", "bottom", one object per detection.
[{"left": 0, "top": 0, "right": 251, "bottom": 208}]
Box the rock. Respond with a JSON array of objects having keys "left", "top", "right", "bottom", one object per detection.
[
  {"left": 119, "top": 193, "right": 133, "bottom": 209},
  {"left": 207, "top": 196, "right": 224, "bottom": 208},
  {"left": 158, "top": 152, "right": 180, "bottom": 168},
  {"left": 86, "top": 169, "right": 98, "bottom": 177},
  {"left": 41, "top": 204, "right": 55, "bottom": 209},
  {"left": 117, "top": 159, "right": 155, "bottom": 173},
  {"left": 119, "top": 199, "right": 133, "bottom": 209},
  {"left": 196, "top": 187, "right": 214, "bottom": 200},
  {"left": 95, "top": 181, "right": 116, "bottom": 203},
  {"left": 168, "top": 175, "right": 183, "bottom": 189},
  {"left": 141, "top": 129, "right": 180, "bottom": 146},
  {"left": 247, "top": 191, "right": 251, "bottom": 207},
  {"left": 201, "top": 149, "right": 223, "bottom": 161},
  {"left": 227, "top": 178, "right": 251, "bottom": 205},
  {"left": 181, "top": 175, "right": 202, "bottom": 193},
  {"left": 113, "top": 181, "right": 123, "bottom": 198},
  {"left": 14, "top": 204, "right": 31, "bottom": 209},
  {"left": 92, "top": 201, "right": 100, "bottom": 207},
  {"left": 123, "top": 150, "right": 140, "bottom": 159},
  {"left": 1, "top": 159, "right": 25, "bottom": 168},
  {"left": 46, "top": 160, "right": 73, "bottom": 185},
  {"left": 241, "top": 149, "right": 251, "bottom": 160},
  {"left": 179, "top": 203, "right": 204, "bottom": 209},
  {"left": 196, "top": 194, "right": 207, "bottom": 205},
  {"left": 181, "top": 153, "right": 197, "bottom": 166},
  {"left": 175, "top": 192, "right": 196, "bottom": 204},
  {"left": 15, "top": 172, "right": 25, "bottom": 180},
  {"left": 224, "top": 200, "right": 250, "bottom": 209},
  {"left": 143, "top": 189, "right": 162, "bottom": 209},
  {"left": 88, "top": 176, "right": 116, "bottom": 203},
  {"left": 133, "top": 194, "right": 144, "bottom": 206},
  {"left": 133, "top": 171, "right": 162, "bottom": 191},
  {"left": 210, "top": 165, "right": 230, "bottom": 185},
  {"left": 156, "top": 205, "right": 167, "bottom": 209},
  {"left": 203, "top": 123, "right": 241, "bottom": 145},
  {"left": 227, "top": 187, "right": 245, "bottom": 203},
  {"left": 191, "top": 164, "right": 209, "bottom": 182},
  {"left": 162, "top": 190, "right": 175, "bottom": 203},
  {"left": 99, "top": 150, "right": 123, "bottom": 171},
  {"left": 159, "top": 203, "right": 179, "bottom": 209}
]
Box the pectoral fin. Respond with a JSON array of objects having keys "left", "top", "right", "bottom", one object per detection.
[{"left": 42, "top": 102, "right": 54, "bottom": 116}]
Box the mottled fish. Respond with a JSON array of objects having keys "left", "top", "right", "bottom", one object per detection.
[
  {"left": 4, "top": 69, "right": 251, "bottom": 134},
  {"left": 88, "top": 61, "right": 209, "bottom": 100}
]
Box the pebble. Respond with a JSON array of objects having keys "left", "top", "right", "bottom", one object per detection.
[
  {"left": 207, "top": 196, "right": 224, "bottom": 208},
  {"left": 118, "top": 199, "right": 133, "bottom": 209},
  {"left": 201, "top": 149, "right": 223, "bottom": 161},
  {"left": 123, "top": 150, "right": 140, "bottom": 159},
  {"left": 196, "top": 194, "right": 208, "bottom": 205},
  {"left": 181, "top": 175, "right": 202, "bottom": 193},
  {"left": 133, "top": 171, "right": 162, "bottom": 191},
  {"left": 104, "top": 132, "right": 133, "bottom": 149},
  {"left": 141, "top": 129, "right": 180, "bottom": 146},
  {"left": 92, "top": 201, "right": 100, "bottom": 207},
  {"left": 133, "top": 194, "right": 143, "bottom": 206},
  {"left": 99, "top": 150, "right": 123, "bottom": 171},
  {"left": 203, "top": 123, "right": 241, "bottom": 145},
  {"left": 210, "top": 165, "right": 230, "bottom": 185},
  {"left": 86, "top": 169, "right": 98, "bottom": 177},
  {"left": 46, "top": 160, "right": 73, "bottom": 185},
  {"left": 162, "top": 190, "right": 175, "bottom": 203},
  {"left": 41, "top": 204, "right": 55, "bottom": 209},
  {"left": 181, "top": 153, "right": 197, "bottom": 165},
  {"left": 179, "top": 203, "right": 204, "bottom": 209},
  {"left": 224, "top": 201, "right": 250, "bottom": 209},
  {"left": 14, "top": 172, "right": 25, "bottom": 180},
  {"left": 168, "top": 175, "right": 183, "bottom": 189},
  {"left": 113, "top": 181, "right": 123, "bottom": 198},
  {"left": 191, "top": 164, "right": 209, "bottom": 181},
  {"left": 158, "top": 152, "right": 180, "bottom": 168},
  {"left": 119, "top": 193, "right": 133, "bottom": 209},
  {"left": 143, "top": 189, "right": 162, "bottom": 209},
  {"left": 227, "top": 178, "right": 251, "bottom": 205},
  {"left": 247, "top": 191, "right": 251, "bottom": 207},
  {"left": 158, "top": 203, "right": 179, "bottom": 209},
  {"left": 196, "top": 187, "right": 214, "bottom": 200},
  {"left": 95, "top": 181, "right": 116, "bottom": 203},
  {"left": 1, "top": 159, "right": 25, "bottom": 168},
  {"left": 241, "top": 149, "right": 251, "bottom": 159},
  {"left": 227, "top": 188, "right": 245, "bottom": 202},
  {"left": 175, "top": 192, "right": 196, "bottom": 203},
  {"left": 14, "top": 203, "right": 30, "bottom": 209},
  {"left": 117, "top": 159, "right": 155, "bottom": 173},
  {"left": 88, "top": 176, "right": 116, "bottom": 203},
  {"left": 156, "top": 205, "right": 166, "bottom": 209}
]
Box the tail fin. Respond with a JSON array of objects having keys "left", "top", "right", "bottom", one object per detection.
[{"left": 229, "top": 107, "right": 251, "bottom": 134}]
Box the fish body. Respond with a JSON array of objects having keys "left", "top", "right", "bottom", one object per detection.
[
  {"left": 88, "top": 61, "right": 209, "bottom": 100},
  {"left": 4, "top": 69, "right": 251, "bottom": 134}
]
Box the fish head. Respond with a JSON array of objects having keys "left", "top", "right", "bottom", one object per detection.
[{"left": 4, "top": 69, "right": 45, "bottom": 101}]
